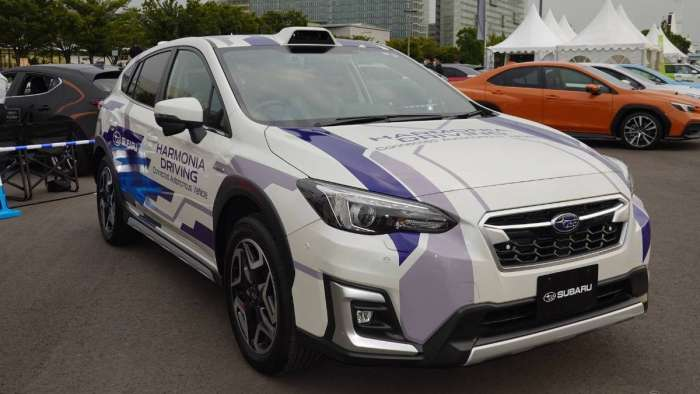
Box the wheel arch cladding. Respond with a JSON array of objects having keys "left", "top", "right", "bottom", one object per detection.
[
  {"left": 612, "top": 105, "right": 670, "bottom": 138},
  {"left": 213, "top": 175, "right": 295, "bottom": 281}
]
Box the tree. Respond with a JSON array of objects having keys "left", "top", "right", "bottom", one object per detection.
[
  {"left": 106, "top": 8, "right": 147, "bottom": 64},
  {"left": 47, "top": 1, "right": 82, "bottom": 64},
  {"left": 456, "top": 27, "right": 483, "bottom": 65},
  {"left": 65, "top": 0, "right": 129, "bottom": 64},
  {"left": 0, "top": 0, "right": 51, "bottom": 66},
  {"left": 385, "top": 37, "right": 442, "bottom": 60},
  {"left": 258, "top": 10, "right": 308, "bottom": 34},
  {"left": 141, "top": 0, "right": 184, "bottom": 46}
]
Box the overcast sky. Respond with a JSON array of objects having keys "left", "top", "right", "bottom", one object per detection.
[{"left": 527, "top": 0, "right": 699, "bottom": 43}]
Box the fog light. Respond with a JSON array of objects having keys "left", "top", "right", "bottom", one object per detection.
[{"left": 355, "top": 310, "right": 374, "bottom": 325}]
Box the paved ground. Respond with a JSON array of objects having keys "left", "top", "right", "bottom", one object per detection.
[{"left": 1, "top": 140, "right": 699, "bottom": 394}]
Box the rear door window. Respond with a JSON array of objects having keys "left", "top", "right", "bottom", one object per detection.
[
  {"left": 489, "top": 67, "right": 541, "bottom": 88},
  {"left": 131, "top": 51, "right": 171, "bottom": 107},
  {"left": 544, "top": 67, "right": 610, "bottom": 93}
]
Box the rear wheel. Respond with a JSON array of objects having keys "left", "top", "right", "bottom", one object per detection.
[
  {"left": 96, "top": 157, "right": 135, "bottom": 245},
  {"left": 619, "top": 112, "right": 663, "bottom": 149},
  {"left": 224, "top": 215, "right": 318, "bottom": 374}
]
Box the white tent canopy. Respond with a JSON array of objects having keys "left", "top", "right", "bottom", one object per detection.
[
  {"left": 558, "top": 0, "right": 658, "bottom": 65},
  {"left": 646, "top": 23, "right": 687, "bottom": 62},
  {"left": 558, "top": 16, "right": 577, "bottom": 42},
  {"left": 544, "top": 10, "right": 569, "bottom": 43},
  {"left": 488, "top": 4, "right": 561, "bottom": 54}
]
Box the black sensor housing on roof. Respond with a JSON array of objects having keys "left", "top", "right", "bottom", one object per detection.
[{"left": 288, "top": 30, "right": 335, "bottom": 45}]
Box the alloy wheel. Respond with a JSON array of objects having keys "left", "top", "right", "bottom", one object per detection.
[
  {"left": 97, "top": 167, "right": 116, "bottom": 234},
  {"left": 623, "top": 114, "right": 659, "bottom": 148},
  {"left": 230, "top": 238, "right": 278, "bottom": 355}
]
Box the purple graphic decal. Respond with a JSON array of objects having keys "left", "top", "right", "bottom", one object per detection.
[
  {"left": 294, "top": 261, "right": 323, "bottom": 280},
  {"left": 244, "top": 36, "right": 279, "bottom": 46},
  {"left": 231, "top": 156, "right": 298, "bottom": 191},
  {"left": 371, "top": 151, "right": 474, "bottom": 344},
  {"left": 181, "top": 221, "right": 215, "bottom": 249},
  {"left": 283, "top": 128, "right": 414, "bottom": 200},
  {"left": 482, "top": 116, "right": 628, "bottom": 185},
  {"left": 633, "top": 201, "right": 651, "bottom": 262}
]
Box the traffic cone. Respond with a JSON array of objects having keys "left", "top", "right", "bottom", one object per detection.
[{"left": 0, "top": 177, "right": 21, "bottom": 220}]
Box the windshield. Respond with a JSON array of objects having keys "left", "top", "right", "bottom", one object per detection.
[
  {"left": 218, "top": 45, "right": 477, "bottom": 127},
  {"left": 623, "top": 66, "right": 672, "bottom": 85}
]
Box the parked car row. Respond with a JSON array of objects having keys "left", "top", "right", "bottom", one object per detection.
[{"left": 452, "top": 61, "right": 700, "bottom": 149}]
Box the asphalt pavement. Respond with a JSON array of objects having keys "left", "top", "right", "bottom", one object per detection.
[{"left": 1, "top": 140, "right": 699, "bottom": 393}]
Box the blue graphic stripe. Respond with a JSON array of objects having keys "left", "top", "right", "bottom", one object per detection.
[
  {"left": 282, "top": 127, "right": 419, "bottom": 264},
  {"left": 117, "top": 172, "right": 173, "bottom": 205}
]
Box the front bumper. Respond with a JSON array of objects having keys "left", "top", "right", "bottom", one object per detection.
[{"left": 305, "top": 266, "right": 648, "bottom": 367}]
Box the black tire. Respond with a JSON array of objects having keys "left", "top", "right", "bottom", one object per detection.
[
  {"left": 618, "top": 111, "right": 663, "bottom": 149},
  {"left": 223, "top": 215, "right": 319, "bottom": 375},
  {"left": 96, "top": 157, "right": 136, "bottom": 245}
]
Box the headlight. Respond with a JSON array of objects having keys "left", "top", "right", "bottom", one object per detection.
[
  {"left": 671, "top": 102, "right": 696, "bottom": 112},
  {"left": 297, "top": 179, "right": 457, "bottom": 234}
]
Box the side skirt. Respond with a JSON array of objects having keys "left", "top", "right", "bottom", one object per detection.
[{"left": 127, "top": 216, "right": 221, "bottom": 285}]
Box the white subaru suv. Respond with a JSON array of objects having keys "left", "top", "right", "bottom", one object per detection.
[{"left": 94, "top": 28, "right": 651, "bottom": 374}]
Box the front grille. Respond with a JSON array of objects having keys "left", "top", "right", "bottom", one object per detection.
[
  {"left": 485, "top": 199, "right": 620, "bottom": 227},
  {"left": 493, "top": 214, "right": 623, "bottom": 267}
]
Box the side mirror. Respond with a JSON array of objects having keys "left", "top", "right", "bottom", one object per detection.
[
  {"left": 585, "top": 84, "right": 602, "bottom": 95},
  {"left": 154, "top": 97, "right": 207, "bottom": 144}
]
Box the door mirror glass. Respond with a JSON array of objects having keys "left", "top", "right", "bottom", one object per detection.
[
  {"left": 154, "top": 97, "right": 206, "bottom": 143},
  {"left": 585, "top": 84, "right": 602, "bottom": 95}
]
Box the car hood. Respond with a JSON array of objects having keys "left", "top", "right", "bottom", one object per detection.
[{"left": 265, "top": 115, "right": 630, "bottom": 198}]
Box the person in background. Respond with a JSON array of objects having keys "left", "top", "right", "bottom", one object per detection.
[
  {"left": 423, "top": 57, "right": 434, "bottom": 71},
  {"left": 0, "top": 71, "right": 7, "bottom": 124},
  {"left": 432, "top": 57, "right": 444, "bottom": 75}
]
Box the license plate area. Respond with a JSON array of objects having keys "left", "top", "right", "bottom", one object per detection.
[{"left": 537, "top": 265, "right": 598, "bottom": 322}]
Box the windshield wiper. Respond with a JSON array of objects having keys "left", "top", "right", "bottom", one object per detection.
[
  {"left": 319, "top": 113, "right": 445, "bottom": 127},
  {"left": 447, "top": 108, "right": 492, "bottom": 119}
]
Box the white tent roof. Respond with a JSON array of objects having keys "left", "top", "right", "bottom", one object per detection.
[
  {"left": 544, "top": 10, "right": 568, "bottom": 42},
  {"left": 646, "top": 24, "right": 687, "bottom": 60},
  {"left": 558, "top": 16, "right": 577, "bottom": 42},
  {"left": 617, "top": 5, "right": 658, "bottom": 48},
  {"left": 489, "top": 4, "right": 561, "bottom": 53},
  {"left": 560, "top": 0, "right": 655, "bottom": 51}
]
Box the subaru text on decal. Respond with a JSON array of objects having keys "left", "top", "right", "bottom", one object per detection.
[{"left": 94, "top": 28, "right": 651, "bottom": 374}]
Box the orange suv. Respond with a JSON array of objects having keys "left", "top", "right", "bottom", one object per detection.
[{"left": 452, "top": 61, "right": 700, "bottom": 149}]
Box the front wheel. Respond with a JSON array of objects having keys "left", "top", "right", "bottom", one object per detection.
[
  {"left": 224, "top": 215, "right": 318, "bottom": 374},
  {"left": 619, "top": 112, "right": 663, "bottom": 149}
]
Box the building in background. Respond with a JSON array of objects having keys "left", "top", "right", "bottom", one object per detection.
[
  {"left": 322, "top": 23, "right": 391, "bottom": 43},
  {"left": 439, "top": 0, "right": 524, "bottom": 45},
  {"left": 231, "top": 0, "right": 433, "bottom": 39}
]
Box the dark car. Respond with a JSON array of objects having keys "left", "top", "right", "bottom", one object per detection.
[
  {"left": 0, "top": 64, "right": 120, "bottom": 174},
  {"left": 441, "top": 63, "right": 480, "bottom": 82}
]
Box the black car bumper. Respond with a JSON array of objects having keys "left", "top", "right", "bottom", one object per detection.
[{"left": 301, "top": 266, "right": 648, "bottom": 367}]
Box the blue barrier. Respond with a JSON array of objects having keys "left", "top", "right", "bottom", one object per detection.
[
  {"left": 0, "top": 177, "right": 21, "bottom": 220},
  {"left": 0, "top": 139, "right": 94, "bottom": 153}
]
